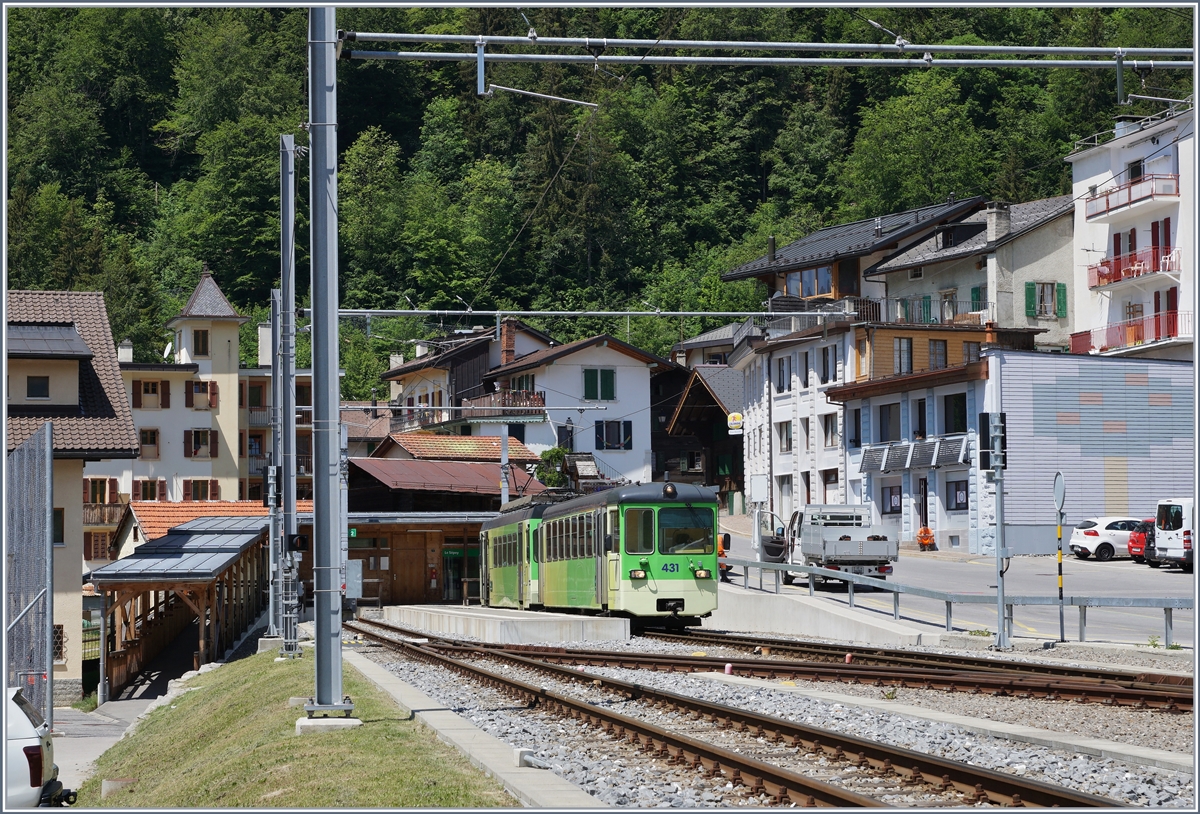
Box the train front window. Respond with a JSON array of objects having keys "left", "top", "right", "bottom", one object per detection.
[
  {"left": 658, "top": 506, "right": 715, "bottom": 554},
  {"left": 625, "top": 508, "right": 654, "bottom": 554}
]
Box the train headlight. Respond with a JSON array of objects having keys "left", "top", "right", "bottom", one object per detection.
[
  {"left": 629, "top": 569, "right": 647, "bottom": 580},
  {"left": 694, "top": 569, "right": 712, "bottom": 579}
]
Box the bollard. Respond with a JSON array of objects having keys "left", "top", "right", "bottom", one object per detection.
[
  {"left": 724, "top": 663, "right": 733, "bottom": 675},
  {"left": 1165, "top": 607, "right": 1173, "bottom": 648},
  {"left": 847, "top": 579, "right": 855, "bottom": 608},
  {"left": 808, "top": 573, "right": 816, "bottom": 596},
  {"left": 893, "top": 590, "right": 900, "bottom": 621},
  {"left": 844, "top": 654, "right": 853, "bottom": 664},
  {"left": 1078, "top": 605, "right": 1087, "bottom": 642}
]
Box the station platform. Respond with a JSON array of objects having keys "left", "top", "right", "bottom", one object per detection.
[{"left": 383, "top": 604, "right": 630, "bottom": 643}]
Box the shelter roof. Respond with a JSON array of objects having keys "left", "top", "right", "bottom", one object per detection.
[
  {"left": 91, "top": 525, "right": 263, "bottom": 585},
  {"left": 722, "top": 196, "right": 985, "bottom": 282},
  {"left": 350, "top": 458, "right": 547, "bottom": 497},
  {"left": 118, "top": 500, "right": 314, "bottom": 543},
  {"left": 6, "top": 290, "right": 139, "bottom": 457}
]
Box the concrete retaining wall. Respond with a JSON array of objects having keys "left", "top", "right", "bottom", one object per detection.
[{"left": 385, "top": 605, "right": 629, "bottom": 643}]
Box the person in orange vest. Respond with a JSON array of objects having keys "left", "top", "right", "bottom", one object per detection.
[
  {"left": 718, "top": 533, "right": 733, "bottom": 582},
  {"left": 916, "top": 526, "right": 936, "bottom": 552}
]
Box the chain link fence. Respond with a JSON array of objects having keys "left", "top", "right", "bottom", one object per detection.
[{"left": 5, "top": 422, "right": 54, "bottom": 727}]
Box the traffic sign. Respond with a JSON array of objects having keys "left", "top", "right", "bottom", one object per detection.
[{"left": 1053, "top": 471, "right": 1065, "bottom": 512}]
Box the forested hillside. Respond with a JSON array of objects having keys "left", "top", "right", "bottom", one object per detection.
[{"left": 6, "top": 6, "right": 1192, "bottom": 396}]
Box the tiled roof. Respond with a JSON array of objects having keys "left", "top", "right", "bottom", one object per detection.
[
  {"left": 485, "top": 334, "right": 669, "bottom": 378},
  {"left": 386, "top": 432, "right": 540, "bottom": 464},
  {"left": 867, "top": 195, "right": 1075, "bottom": 275},
  {"left": 695, "top": 365, "right": 746, "bottom": 414},
  {"left": 722, "top": 196, "right": 986, "bottom": 282},
  {"left": 381, "top": 330, "right": 491, "bottom": 378},
  {"left": 351, "top": 458, "right": 546, "bottom": 497},
  {"left": 674, "top": 322, "right": 739, "bottom": 351},
  {"left": 6, "top": 290, "right": 139, "bottom": 457},
  {"left": 340, "top": 403, "right": 392, "bottom": 440},
  {"left": 167, "top": 271, "right": 247, "bottom": 324},
  {"left": 124, "top": 500, "right": 316, "bottom": 542}
]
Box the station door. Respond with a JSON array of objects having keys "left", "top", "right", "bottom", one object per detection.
[{"left": 391, "top": 531, "right": 437, "bottom": 604}]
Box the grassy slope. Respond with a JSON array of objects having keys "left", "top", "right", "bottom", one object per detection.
[{"left": 74, "top": 650, "right": 510, "bottom": 808}]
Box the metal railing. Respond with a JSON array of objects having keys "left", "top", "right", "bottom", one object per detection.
[
  {"left": 1085, "top": 173, "right": 1179, "bottom": 219},
  {"left": 763, "top": 296, "right": 993, "bottom": 331},
  {"left": 388, "top": 406, "right": 450, "bottom": 433},
  {"left": 722, "top": 556, "right": 1192, "bottom": 647},
  {"left": 296, "top": 454, "right": 313, "bottom": 475},
  {"left": 247, "top": 406, "right": 270, "bottom": 427},
  {"left": 1071, "top": 104, "right": 1193, "bottom": 153},
  {"left": 1069, "top": 311, "right": 1192, "bottom": 354},
  {"left": 83, "top": 503, "right": 125, "bottom": 526},
  {"left": 1088, "top": 247, "right": 1181, "bottom": 288},
  {"left": 248, "top": 455, "right": 268, "bottom": 476}
]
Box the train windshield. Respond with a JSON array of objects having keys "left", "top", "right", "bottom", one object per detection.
[{"left": 658, "top": 506, "right": 715, "bottom": 555}]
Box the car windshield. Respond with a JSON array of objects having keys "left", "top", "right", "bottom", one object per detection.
[
  {"left": 1075, "top": 520, "right": 1097, "bottom": 529},
  {"left": 658, "top": 506, "right": 715, "bottom": 554}
]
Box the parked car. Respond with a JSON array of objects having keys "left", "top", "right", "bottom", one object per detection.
[
  {"left": 1154, "top": 498, "right": 1194, "bottom": 573},
  {"left": 6, "top": 688, "right": 73, "bottom": 808},
  {"left": 1069, "top": 517, "right": 1141, "bottom": 561},
  {"left": 1127, "top": 519, "right": 1155, "bottom": 562}
]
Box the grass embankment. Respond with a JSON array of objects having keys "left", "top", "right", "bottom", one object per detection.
[{"left": 74, "top": 650, "right": 510, "bottom": 808}]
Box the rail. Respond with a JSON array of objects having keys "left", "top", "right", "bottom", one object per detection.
[{"left": 721, "top": 557, "right": 1192, "bottom": 647}]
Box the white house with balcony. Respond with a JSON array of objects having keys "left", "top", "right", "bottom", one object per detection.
[{"left": 1065, "top": 106, "right": 1193, "bottom": 360}]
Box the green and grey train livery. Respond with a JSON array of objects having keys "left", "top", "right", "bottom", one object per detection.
[{"left": 480, "top": 483, "right": 720, "bottom": 627}]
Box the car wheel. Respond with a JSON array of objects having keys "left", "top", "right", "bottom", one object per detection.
[
  {"left": 783, "top": 573, "right": 795, "bottom": 585},
  {"left": 1183, "top": 563, "right": 1193, "bottom": 574},
  {"left": 1075, "top": 551, "right": 1090, "bottom": 560},
  {"left": 1095, "top": 544, "right": 1115, "bottom": 562},
  {"left": 1132, "top": 556, "right": 1144, "bottom": 563}
]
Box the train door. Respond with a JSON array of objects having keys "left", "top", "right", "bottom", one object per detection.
[
  {"left": 527, "top": 523, "right": 540, "bottom": 607},
  {"left": 479, "top": 531, "right": 490, "bottom": 606},
  {"left": 592, "top": 510, "right": 604, "bottom": 607},
  {"left": 605, "top": 507, "right": 620, "bottom": 608}
]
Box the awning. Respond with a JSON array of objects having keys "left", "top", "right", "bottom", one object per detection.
[
  {"left": 91, "top": 525, "right": 264, "bottom": 585},
  {"left": 350, "top": 458, "right": 546, "bottom": 496}
]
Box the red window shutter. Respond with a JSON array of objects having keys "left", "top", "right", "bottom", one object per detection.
[
  {"left": 210, "top": 479, "right": 220, "bottom": 501},
  {"left": 83, "top": 479, "right": 89, "bottom": 503},
  {"left": 182, "top": 480, "right": 192, "bottom": 502},
  {"left": 1113, "top": 233, "right": 1121, "bottom": 257},
  {"left": 210, "top": 430, "right": 218, "bottom": 459},
  {"left": 1163, "top": 217, "right": 1171, "bottom": 250},
  {"left": 131, "top": 480, "right": 141, "bottom": 502},
  {"left": 185, "top": 384, "right": 194, "bottom": 408},
  {"left": 239, "top": 382, "right": 245, "bottom": 407},
  {"left": 239, "top": 431, "right": 245, "bottom": 458},
  {"left": 157, "top": 479, "right": 167, "bottom": 501},
  {"left": 1128, "top": 228, "right": 1136, "bottom": 253},
  {"left": 210, "top": 381, "right": 218, "bottom": 408},
  {"left": 109, "top": 478, "right": 119, "bottom": 504},
  {"left": 184, "top": 430, "right": 193, "bottom": 457},
  {"left": 132, "top": 381, "right": 142, "bottom": 408},
  {"left": 160, "top": 380, "right": 170, "bottom": 408}
]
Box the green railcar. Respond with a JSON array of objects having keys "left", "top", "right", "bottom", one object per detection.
[{"left": 481, "top": 483, "right": 719, "bottom": 628}]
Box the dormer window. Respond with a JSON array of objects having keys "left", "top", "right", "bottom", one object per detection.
[
  {"left": 26, "top": 376, "right": 50, "bottom": 399},
  {"left": 193, "top": 329, "right": 210, "bottom": 357}
]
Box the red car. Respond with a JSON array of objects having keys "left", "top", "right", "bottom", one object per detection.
[{"left": 1127, "top": 519, "right": 1155, "bottom": 562}]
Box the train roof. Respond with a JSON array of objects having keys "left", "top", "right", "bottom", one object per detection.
[{"left": 540, "top": 482, "right": 718, "bottom": 521}]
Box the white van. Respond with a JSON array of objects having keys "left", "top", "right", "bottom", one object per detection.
[{"left": 1154, "top": 498, "right": 1194, "bottom": 573}]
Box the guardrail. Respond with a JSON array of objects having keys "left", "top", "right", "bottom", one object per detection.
[{"left": 720, "top": 557, "right": 1192, "bottom": 647}]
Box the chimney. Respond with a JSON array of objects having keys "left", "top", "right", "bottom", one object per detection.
[
  {"left": 986, "top": 201, "right": 1011, "bottom": 243},
  {"left": 767, "top": 235, "right": 776, "bottom": 262},
  {"left": 984, "top": 320, "right": 998, "bottom": 345},
  {"left": 388, "top": 354, "right": 404, "bottom": 402},
  {"left": 873, "top": 217, "right": 883, "bottom": 238},
  {"left": 500, "top": 318, "right": 516, "bottom": 366},
  {"left": 117, "top": 339, "right": 134, "bottom": 364},
  {"left": 371, "top": 388, "right": 378, "bottom": 419},
  {"left": 257, "top": 322, "right": 272, "bottom": 367},
  {"left": 415, "top": 341, "right": 428, "bottom": 358}
]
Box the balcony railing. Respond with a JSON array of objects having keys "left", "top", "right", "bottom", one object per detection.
[
  {"left": 1088, "top": 247, "right": 1181, "bottom": 289},
  {"left": 460, "top": 390, "right": 546, "bottom": 419},
  {"left": 1070, "top": 311, "right": 1192, "bottom": 354},
  {"left": 1085, "top": 174, "right": 1179, "bottom": 219},
  {"left": 247, "top": 406, "right": 270, "bottom": 427},
  {"left": 83, "top": 503, "right": 125, "bottom": 526},
  {"left": 248, "top": 455, "right": 267, "bottom": 476},
  {"left": 296, "top": 454, "right": 312, "bottom": 475},
  {"left": 388, "top": 406, "right": 451, "bottom": 433},
  {"left": 764, "top": 296, "right": 993, "bottom": 335}
]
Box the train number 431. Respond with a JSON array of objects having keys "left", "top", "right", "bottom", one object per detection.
[{"left": 660, "top": 563, "right": 679, "bottom": 573}]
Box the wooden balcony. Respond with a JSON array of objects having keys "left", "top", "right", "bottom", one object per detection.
[
  {"left": 1088, "top": 247, "right": 1181, "bottom": 289},
  {"left": 460, "top": 390, "right": 546, "bottom": 419},
  {"left": 83, "top": 503, "right": 125, "bottom": 526},
  {"left": 1085, "top": 174, "right": 1179, "bottom": 220},
  {"left": 1070, "top": 311, "right": 1192, "bottom": 354}
]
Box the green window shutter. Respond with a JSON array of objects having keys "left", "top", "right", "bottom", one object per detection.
[
  {"left": 922, "top": 295, "right": 931, "bottom": 323},
  {"left": 594, "top": 421, "right": 605, "bottom": 450},
  {"left": 622, "top": 420, "right": 633, "bottom": 450},
  {"left": 717, "top": 454, "right": 732, "bottom": 476},
  {"left": 970, "top": 286, "right": 981, "bottom": 311},
  {"left": 584, "top": 369, "right": 598, "bottom": 400},
  {"left": 600, "top": 369, "right": 615, "bottom": 400},
  {"left": 1055, "top": 282, "right": 1067, "bottom": 318},
  {"left": 1024, "top": 282, "right": 1037, "bottom": 317}
]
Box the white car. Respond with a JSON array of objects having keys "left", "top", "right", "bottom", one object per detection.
[
  {"left": 1069, "top": 517, "right": 1142, "bottom": 562},
  {"left": 6, "top": 687, "right": 72, "bottom": 808}
]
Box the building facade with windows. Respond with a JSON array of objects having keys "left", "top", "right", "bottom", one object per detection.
[
  {"left": 7, "top": 290, "right": 139, "bottom": 702},
  {"left": 1065, "top": 107, "right": 1193, "bottom": 360}
]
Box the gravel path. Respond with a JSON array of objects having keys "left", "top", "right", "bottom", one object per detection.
[{"left": 357, "top": 624, "right": 1194, "bottom": 808}]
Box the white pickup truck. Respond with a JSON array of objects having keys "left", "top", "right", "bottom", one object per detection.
[{"left": 780, "top": 504, "right": 898, "bottom": 584}]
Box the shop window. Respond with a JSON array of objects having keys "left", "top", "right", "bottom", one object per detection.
[
  {"left": 947, "top": 480, "right": 969, "bottom": 511},
  {"left": 882, "top": 485, "right": 902, "bottom": 514}
]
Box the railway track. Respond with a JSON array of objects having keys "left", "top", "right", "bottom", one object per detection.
[
  {"left": 643, "top": 629, "right": 1194, "bottom": 689},
  {"left": 347, "top": 618, "right": 1128, "bottom": 807}
]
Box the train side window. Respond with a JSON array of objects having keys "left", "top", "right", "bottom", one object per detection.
[
  {"left": 625, "top": 508, "right": 654, "bottom": 554},
  {"left": 572, "top": 516, "right": 580, "bottom": 558}
]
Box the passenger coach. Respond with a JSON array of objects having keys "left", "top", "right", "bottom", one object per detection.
[{"left": 480, "top": 483, "right": 720, "bottom": 628}]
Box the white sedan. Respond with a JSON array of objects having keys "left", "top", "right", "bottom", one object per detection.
[{"left": 1069, "top": 517, "right": 1142, "bottom": 562}]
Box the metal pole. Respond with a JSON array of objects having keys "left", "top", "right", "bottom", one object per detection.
[
  {"left": 1057, "top": 509, "right": 1066, "bottom": 643},
  {"left": 500, "top": 429, "right": 510, "bottom": 505},
  {"left": 44, "top": 422, "right": 54, "bottom": 729},
  {"left": 992, "top": 416, "right": 1009, "bottom": 650},
  {"left": 281, "top": 133, "right": 300, "bottom": 658},
  {"left": 308, "top": 5, "right": 347, "bottom": 714},
  {"left": 268, "top": 291, "right": 281, "bottom": 636},
  {"left": 98, "top": 590, "right": 107, "bottom": 706}
]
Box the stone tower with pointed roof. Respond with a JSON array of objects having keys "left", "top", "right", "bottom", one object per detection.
[{"left": 162, "top": 266, "right": 248, "bottom": 496}]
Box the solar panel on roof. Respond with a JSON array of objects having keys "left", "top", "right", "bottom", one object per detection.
[
  {"left": 936, "top": 438, "right": 966, "bottom": 467},
  {"left": 884, "top": 444, "right": 912, "bottom": 471},
  {"left": 859, "top": 447, "right": 886, "bottom": 473},
  {"left": 909, "top": 441, "right": 938, "bottom": 469}
]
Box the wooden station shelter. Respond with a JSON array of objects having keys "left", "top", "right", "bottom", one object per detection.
[{"left": 89, "top": 516, "right": 268, "bottom": 700}]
